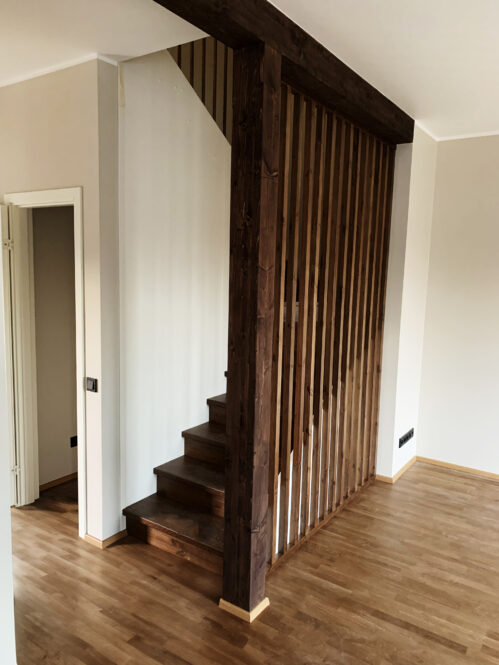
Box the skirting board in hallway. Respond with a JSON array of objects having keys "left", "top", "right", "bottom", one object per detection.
[{"left": 377, "top": 455, "right": 499, "bottom": 484}]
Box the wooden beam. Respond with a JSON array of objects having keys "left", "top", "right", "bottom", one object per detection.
[
  {"left": 152, "top": 0, "right": 414, "bottom": 144},
  {"left": 223, "top": 43, "right": 281, "bottom": 612}
]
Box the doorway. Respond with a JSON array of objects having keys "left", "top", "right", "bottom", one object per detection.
[{"left": 1, "top": 188, "right": 87, "bottom": 537}]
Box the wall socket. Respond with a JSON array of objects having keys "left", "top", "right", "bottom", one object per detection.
[
  {"left": 70, "top": 435, "right": 78, "bottom": 448},
  {"left": 399, "top": 428, "right": 414, "bottom": 448}
]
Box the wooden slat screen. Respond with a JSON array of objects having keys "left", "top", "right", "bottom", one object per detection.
[
  {"left": 269, "top": 84, "right": 395, "bottom": 565},
  {"left": 169, "top": 37, "right": 233, "bottom": 142}
]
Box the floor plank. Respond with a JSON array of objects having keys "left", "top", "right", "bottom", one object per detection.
[{"left": 12, "top": 463, "right": 499, "bottom": 664}]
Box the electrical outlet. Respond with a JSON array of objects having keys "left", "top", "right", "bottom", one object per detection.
[
  {"left": 70, "top": 435, "right": 78, "bottom": 448},
  {"left": 399, "top": 428, "right": 414, "bottom": 448}
]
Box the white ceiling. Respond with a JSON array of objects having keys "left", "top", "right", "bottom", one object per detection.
[
  {"left": 1, "top": 0, "right": 497, "bottom": 140},
  {"left": 271, "top": 0, "right": 499, "bottom": 140},
  {"left": 0, "top": 0, "right": 203, "bottom": 87}
]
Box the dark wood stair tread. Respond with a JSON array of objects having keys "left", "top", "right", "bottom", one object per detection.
[
  {"left": 182, "top": 422, "right": 226, "bottom": 448},
  {"left": 207, "top": 393, "right": 226, "bottom": 407},
  {"left": 154, "top": 456, "right": 224, "bottom": 494},
  {"left": 123, "top": 494, "right": 223, "bottom": 554}
]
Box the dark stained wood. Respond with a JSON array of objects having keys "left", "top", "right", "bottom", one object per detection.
[
  {"left": 207, "top": 393, "right": 226, "bottom": 427},
  {"left": 361, "top": 141, "right": 384, "bottom": 483},
  {"left": 324, "top": 117, "right": 347, "bottom": 514},
  {"left": 290, "top": 97, "right": 314, "bottom": 545},
  {"left": 302, "top": 104, "right": 325, "bottom": 533},
  {"left": 269, "top": 85, "right": 396, "bottom": 567},
  {"left": 124, "top": 495, "right": 223, "bottom": 552},
  {"left": 343, "top": 131, "right": 368, "bottom": 498},
  {"left": 278, "top": 90, "right": 303, "bottom": 556},
  {"left": 369, "top": 146, "right": 396, "bottom": 479},
  {"left": 314, "top": 111, "right": 336, "bottom": 523},
  {"left": 351, "top": 135, "right": 377, "bottom": 490},
  {"left": 153, "top": 0, "right": 414, "bottom": 144},
  {"left": 13, "top": 464, "right": 499, "bottom": 664},
  {"left": 155, "top": 456, "right": 225, "bottom": 517},
  {"left": 335, "top": 124, "right": 356, "bottom": 508},
  {"left": 223, "top": 42, "right": 282, "bottom": 612},
  {"left": 169, "top": 37, "right": 232, "bottom": 143},
  {"left": 269, "top": 83, "right": 291, "bottom": 563},
  {"left": 183, "top": 421, "right": 226, "bottom": 468}
]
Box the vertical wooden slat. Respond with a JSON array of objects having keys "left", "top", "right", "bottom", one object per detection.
[
  {"left": 303, "top": 105, "right": 326, "bottom": 531},
  {"left": 265, "top": 86, "right": 396, "bottom": 568},
  {"left": 227, "top": 48, "right": 234, "bottom": 141},
  {"left": 312, "top": 113, "right": 335, "bottom": 523},
  {"left": 361, "top": 141, "right": 384, "bottom": 483},
  {"left": 345, "top": 133, "right": 370, "bottom": 496},
  {"left": 369, "top": 146, "right": 396, "bottom": 478},
  {"left": 269, "top": 85, "right": 291, "bottom": 564},
  {"left": 223, "top": 44, "right": 229, "bottom": 136},
  {"left": 340, "top": 130, "right": 362, "bottom": 501},
  {"left": 278, "top": 90, "right": 302, "bottom": 554},
  {"left": 365, "top": 144, "right": 389, "bottom": 480},
  {"left": 352, "top": 136, "right": 377, "bottom": 489},
  {"left": 326, "top": 119, "right": 348, "bottom": 512},
  {"left": 189, "top": 41, "right": 195, "bottom": 86},
  {"left": 290, "top": 98, "right": 315, "bottom": 544},
  {"left": 201, "top": 38, "right": 207, "bottom": 104},
  {"left": 317, "top": 114, "right": 339, "bottom": 518},
  {"left": 212, "top": 39, "right": 218, "bottom": 127},
  {"left": 335, "top": 125, "right": 357, "bottom": 508}
]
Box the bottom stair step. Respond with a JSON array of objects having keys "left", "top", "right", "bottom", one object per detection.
[{"left": 123, "top": 494, "right": 223, "bottom": 574}]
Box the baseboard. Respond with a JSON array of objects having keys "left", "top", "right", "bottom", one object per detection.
[
  {"left": 416, "top": 456, "right": 499, "bottom": 482},
  {"left": 40, "top": 472, "right": 77, "bottom": 492},
  {"left": 376, "top": 456, "right": 416, "bottom": 484},
  {"left": 84, "top": 529, "right": 127, "bottom": 550},
  {"left": 219, "top": 597, "right": 270, "bottom": 623}
]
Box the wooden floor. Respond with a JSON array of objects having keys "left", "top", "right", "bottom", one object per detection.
[{"left": 11, "top": 462, "right": 499, "bottom": 664}]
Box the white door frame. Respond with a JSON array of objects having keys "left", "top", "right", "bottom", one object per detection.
[{"left": 4, "top": 188, "right": 87, "bottom": 538}]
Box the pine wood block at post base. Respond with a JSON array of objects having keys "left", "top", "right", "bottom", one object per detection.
[
  {"left": 219, "top": 597, "right": 270, "bottom": 623},
  {"left": 83, "top": 530, "right": 127, "bottom": 549}
]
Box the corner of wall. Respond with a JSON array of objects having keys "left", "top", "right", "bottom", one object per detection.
[
  {"left": 377, "top": 143, "right": 412, "bottom": 477},
  {"left": 377, "top": 124, "right": 438, "bottom": 480}
]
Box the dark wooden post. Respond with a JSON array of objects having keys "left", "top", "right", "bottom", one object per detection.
[{"left": 220, "top": 42, "right": 281, "bottom": 622}]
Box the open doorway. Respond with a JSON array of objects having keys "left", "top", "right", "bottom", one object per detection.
[{"left": 1, "top": 188, "right": 87, "bottom": 537}]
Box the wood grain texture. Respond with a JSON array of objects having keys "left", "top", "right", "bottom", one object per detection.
[
  {"left": 224, "top": 42, "right": 282, "bottom": 612},
  {"left": 155, "top": 0, "right": 414, "bottom": 143},
  {"left": 13, "top": 465, "right": 499, "bottom": 664},
  {"left": 269, "top": 86, "right": 395, "bottom": 565},
  {"left": 169, "top": 37, "right": 233, "bottom": 142}
]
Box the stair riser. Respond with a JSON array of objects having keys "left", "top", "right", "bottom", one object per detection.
[
  {"left": 126, "top": 517, "right": 222, "bottom": 574},
  {"left": 184, "top": 438, "right": 225, "bottom": 468},
  {"left": 156, "top": 476, "right": 224, "bottom": 518},
  {"left": 208, "top": 403, "right": 226, "bottom": 427}
]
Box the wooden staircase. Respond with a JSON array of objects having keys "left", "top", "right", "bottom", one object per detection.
[{"left": 123, "top": 393, "right": 226, "bottom": 574}]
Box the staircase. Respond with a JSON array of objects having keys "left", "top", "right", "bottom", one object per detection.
[{"left": 123, "top": 393, "right": 227, "bottom": 574}]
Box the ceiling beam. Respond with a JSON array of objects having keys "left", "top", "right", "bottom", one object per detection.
[{"left": 152, "top": 0, "right": 414, "bottom": 144}]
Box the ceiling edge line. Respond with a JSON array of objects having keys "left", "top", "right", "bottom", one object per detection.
[{"left": 0, "top": 53, "right": 117, "bottom": 90}]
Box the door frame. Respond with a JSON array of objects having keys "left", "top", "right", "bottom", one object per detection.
[{"left": 4, "top": 188, "right": 87, "bottom": 538}]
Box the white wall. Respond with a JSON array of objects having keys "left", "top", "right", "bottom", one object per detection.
[
  {"left": 0, "top": 210, "right": 17, "bottom": 663},
  {"left": 119, "top": 51, "right": 230, "bottom": 507},
  {"left": 418, "top": 135, "right": 499, "bottom": 474},
  {"left": 377, "top": 143, "right": 412, "bottom": 477},
  {"left": 378, "top": 126, "right": 437, "bottom": 477},
  {"left": 33, "top": 207, "right": 78, "bottom": 486},
  {"left": 0, "top": 59, "right": 120, "bottom": 540}
]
